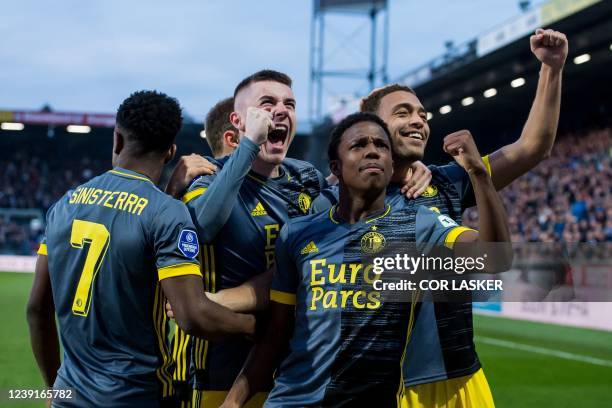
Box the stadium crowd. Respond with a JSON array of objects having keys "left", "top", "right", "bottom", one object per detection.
[
  {"left": 1, "top": 127, "right": 611, "bottom": 254},
  {"left": 0, "top": 151, "right": 108, "bottom": 211},
  {"left": 0, "top": 152, "right": 108, "bottom": 254},
  {"left": 464, "top": 127, "right": 612, "bottom": 243}
]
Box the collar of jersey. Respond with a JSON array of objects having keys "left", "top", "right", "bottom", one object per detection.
[
  {"left": 247, "top": 166, "right": 288, "bottom": 184},
  {"left": 108, "top": 167, "right": 154, "bottom": 184},
  {"left": 329, "top": 203, "right": 391, "bottom": 225}
]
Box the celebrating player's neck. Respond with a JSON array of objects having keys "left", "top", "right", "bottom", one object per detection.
[
  {"left": 113, "top": 154, "right": 165, "bottom": 184},
  {"left": 251, "top": 156, "right": 282, "bottom": 178},
  {"left": 336, "top": 184, "right": 387, "bottom": 224}
]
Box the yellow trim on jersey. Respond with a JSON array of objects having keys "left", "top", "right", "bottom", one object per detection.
[
  {"left": 482, "top": 155, "right": 492, "bottom": 177},
  {"left": 182, "top": 187, "right": 207, "bottom": 204},
  {"left": 172, "top": 325, "right": 191, "bottom": 382},
  {"left": 108, "top": 169, "right": 153, "bottom": 183},
  {"left": 201, "top": 246, "right": 209, "bottom": 291},
  {"left": 158, "top": 263, "right": 202, "bottom": 281},
  {"left": 270, "top": 289, "right": 297, "bottom": 305},
  {"left": 329, "top": 205, "right": 340, "bottom": 224},
  {"left": 444, "top": 227, "right": 476, "bottom": 249},
  {"left": 247, "top": 173, "right": 267, "bottom": 186},
  {"left": 209, "top": 245, "right": 216, "bottom": 293},
  {"left": 329, "top": 204, "right": 392, "bottom": 224},
  {"left": 193, "top": 244, "right": 215, "bottom": 373},
  {"left": 193, "top": 390, "right": 201, "bottom": 408},
  {"left": 366, "top": 204, "right": 391, "bottom": 223},
  {"left": 153, "top": 284, "right": 174, "bottom": 397},
  {"left": 396, "top": 289, "right": 420, "bottom": 406},
  {"left": 193, "top": 337, "right": 209, "bottom": 371},
  {"left": 37, "top": 243, "right": 47, "bottom": 255}
]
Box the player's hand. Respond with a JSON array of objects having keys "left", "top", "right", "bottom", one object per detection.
[
  {"left": 165, "top": 301, "right": 174, "bottom": 319},
  {"left": 443, "top": 130, "right": 487, "bottom": 176},
  {"left": 244, "top": 107, "right": 274, "bottom": 146},
  {"left": 205, "top": 291, "right": 219, "bottom": 304},
  {"left": 165, "top": 154, "right": 217, "bottom": 198},
  {"left": 530, "top": 28, "right": 568, "bottom": 72},
  {"left": 400, "top": 160, "right": 432, "bottom": 198}
]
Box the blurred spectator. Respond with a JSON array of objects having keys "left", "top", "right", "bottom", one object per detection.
[
  {"left": 0, "top": 151, "right": 108, "bottom": 254},
  {"left": 464, "top": 127, "right": 612, "bottom": 243},
  {"left": 0, "top": 128, "right": 610, "bottom": 254},
  {"left": 0, "top": 151, "right": 108, "bottom": 212}
]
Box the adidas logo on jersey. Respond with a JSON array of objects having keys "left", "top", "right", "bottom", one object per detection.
[
  {"left": 300, "top": 241, "right": 319, "bottom": 255},
  {"left": 251, "top": 202, "right": 267, "bottom": 216}
]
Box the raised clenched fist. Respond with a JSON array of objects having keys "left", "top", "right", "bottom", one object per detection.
[
  {"left": 443, "top": 130, "right": 487, "bottom": 176},
  {"left": 245, "top": 107, "right": 274, "bottom": 146},
  {"left": 530, "top": 28, "right": 568, "bottom": 72}
]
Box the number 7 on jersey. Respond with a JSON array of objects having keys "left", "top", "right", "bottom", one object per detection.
[{"left": 70, "top": 219, "right": 110, "bottom": 316}]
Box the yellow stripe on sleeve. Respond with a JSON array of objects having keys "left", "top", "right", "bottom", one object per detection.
[
  {"left": 37, "top": 243, "right": 47, "bottom": 256},
  {"left": 182, "top": 187, "right": 207, "bottom": 204},
  {"left": 444, "top": 226, "right": 476, "bottom": 249},
  {"left": 482, "top": 155, "right": 492, "bottom": 177},
  {"left": 270, "top": 290, "right": 296, "bottom": 305},
  {"left": 158, "top": 263, "right": 202, "bottom": 281}
]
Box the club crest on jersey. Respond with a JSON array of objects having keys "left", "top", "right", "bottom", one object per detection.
[
  {"left": 422, "top": 184, "right": 438, "bottom": 197},
  {"left": 298, "top": 192, "right": 312, "bottom": 213},
  {"left": 178, "top": 229, "right": 199, "bottom": 258},
  {"left": 361, "top": 227, "right": 386, "bottom": 254}
]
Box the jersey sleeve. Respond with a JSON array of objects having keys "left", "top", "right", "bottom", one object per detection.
[
  {"left": 415, "top": 205, "right": 476, "bottom": 250},
  {"left": 37, "top": 238, "right": 47, "bottom": 255},
  {"left": 37, "top": 200, "right": 61, "bottom": 256},
  {"left": 310, "top": 185, "right": 338, "bottom": 213},
  {"left": 182, "top": 139, "right": 260, "bottom": 243},
  {"left": 432, "top": 155, "right": 491, "bottom": 210},
  {"left": 270, "top": 223, "right": 299, "bottom": 306},
  {"left": 153, "top": 200, "right": 202, "bottom": 281}
]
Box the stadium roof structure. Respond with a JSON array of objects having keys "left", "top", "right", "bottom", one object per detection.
[
  {"left": 398, "top": 0, "right": 612, "bottom": 163},
  {"left": 0, "top": 109, "right": 313, "bottom": 165},
  {"left": 0, "top": 108, "right": 313, "bottom": 135},
  {"left": 0, "top": 110, "right": 116, "bottom": 128}
]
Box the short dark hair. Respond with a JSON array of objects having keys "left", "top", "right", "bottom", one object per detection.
[
  {"left": 328, "top": 112, "right": 392, "bottom": 162},
  {"left": 204, "top": 97, "right": 237, "bottom": 157},
  {"left": 360, "top": 84, "right": 416, "bottom": 114},
  {"left": 116, "top": 90, "right": 183, "bottom": 154},
  {"left": 233, "top": 69, "right": 292, "bottom": 98}
]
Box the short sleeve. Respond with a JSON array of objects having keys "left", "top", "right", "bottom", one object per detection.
[
  {"left": 182, "top": 173, "right": 214, "bottom": 205},
  {"left": 153, "top": 200, "right": 202, "bottom": 281},
  {"left": 37, "top": 200, "right": 60, "bottom": 256},
  {"left": 270, "top": 223, "right": 299, "bottom": 305},
  {"left": 415, "top": 205, "right": 475, "bottom": 250},
  {"left": 37, "top": 238, "right": 47, "bottom": 255}
]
